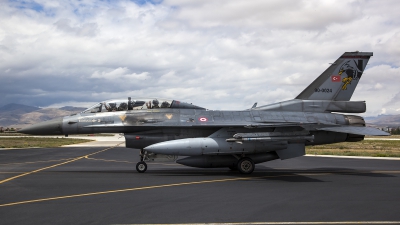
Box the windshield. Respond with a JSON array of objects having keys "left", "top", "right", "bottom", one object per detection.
[
  {"left": 81, "top": 98, "right": 173, "bottom": 113},
  {"left": 82, "top": 103, "right": 103, "bottom": 114}
]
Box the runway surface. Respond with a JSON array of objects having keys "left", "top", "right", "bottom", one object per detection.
[{"left": 1, "top": 145, "right": 400, "bottom": 225}]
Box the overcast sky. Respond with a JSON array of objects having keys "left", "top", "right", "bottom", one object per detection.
[{"left": 1, "top": 0, "right": 399, "bottom": 116}]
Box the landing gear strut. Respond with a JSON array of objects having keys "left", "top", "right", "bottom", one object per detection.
[
  {"left": 136, "top": 149, "right": 147, "bottom": 173},
  {"left": 237, "top": 157, "right": 255, "bottom": 174}
]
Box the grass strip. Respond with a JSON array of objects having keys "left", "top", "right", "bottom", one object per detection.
[
  {"left": 365, "top": 135, "right": 400, "bottom": 139},
  {"left": 0, "top": 133, "right": 32, "bottom": 136},
  {"left": 0, "top": 133, "right": 115, "bottom": 137},
  {"left": 306, "top": 140, "right": 400, "bottom": 157},
  {"left": 0, "top": 137, "right": 92, "bottom": 148}
]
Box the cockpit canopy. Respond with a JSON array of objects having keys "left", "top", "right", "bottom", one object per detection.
[{"left": 81, "top": 98, "right": 204, "bottom": 114}]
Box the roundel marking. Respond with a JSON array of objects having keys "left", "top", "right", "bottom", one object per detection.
[{"left": 199, "top": 117, "right": 208, "bottom": 122}]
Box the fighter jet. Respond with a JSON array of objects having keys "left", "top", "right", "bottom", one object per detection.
[{"left": 19, "top": 51, "right": 389, "bottom": 174}]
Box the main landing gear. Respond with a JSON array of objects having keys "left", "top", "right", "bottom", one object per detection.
[
  {"left": 237, "top": 157, "right": 255, "bottom": 174},
  {"left": 230, "top": 154, "right": 255, "bottom": 174}
]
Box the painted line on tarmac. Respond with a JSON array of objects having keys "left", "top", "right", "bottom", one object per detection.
[
  {"left": 113, "top": 222, "right": 400, "bottom": 225},
  {"left": 0, "top": 158, "right": 75, "bottom": 166},
  {"left": 0, "top": 142, "right": 125, "bottom": 185},
  {"left": 0, "top": 173, "right": 328, "bottom": 207},
  {"left": 84, "top": 156, "right": 184, "bottom": 166},
  {"left": 1, "top": 170, "right": 398, "bottom": 207},
  {"left": 305, "top": 154, "right": 400, "bottom": 160},
  {"left": 84, "top": 156, "right": 134, "bottom": 164}
]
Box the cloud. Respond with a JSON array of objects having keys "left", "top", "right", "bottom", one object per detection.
[
  {"left": 163, "top": 0, "right": 361, "bottom": 30},
  {"left": 91, "top": 67, "right": 149, "bottom": 80},
  {"left": 0, "top": 0, "right": 400, "bottom": 117},
  {"left": 54, "top": 19, "right": 98, "bottom": 37}
]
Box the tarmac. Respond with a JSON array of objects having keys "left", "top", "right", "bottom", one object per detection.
[
  {"left": 0, "top": 139, "right": 400, "bottom": 224},
  {"left": 0, "top": 134, "right": 125, "bottom": 147}
]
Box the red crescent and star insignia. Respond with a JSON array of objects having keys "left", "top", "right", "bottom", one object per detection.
[{"left": 331, "top": 75, "right": 341, "bottom": 82}]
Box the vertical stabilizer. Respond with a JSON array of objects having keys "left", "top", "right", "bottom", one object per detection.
[{"left": 295, "top": 52, "right": 372, "bottom": 101}]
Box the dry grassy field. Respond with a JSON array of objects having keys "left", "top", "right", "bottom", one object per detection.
[
  {"left": 307, "top": 139, "right": 400, "bottom": 157},
  {"left": 365, "top": 135, "right": 400, "bottom": 139},
  {"left": 0, "top": 137, "right": 91, "bottom": 148}
]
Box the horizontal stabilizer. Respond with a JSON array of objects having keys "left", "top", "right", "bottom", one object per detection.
[{"left": 317, "top": 126, "right": 390, "bottom": 136}]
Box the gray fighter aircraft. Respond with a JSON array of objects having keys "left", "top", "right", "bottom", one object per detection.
[{"left": 19, "top": 51, "right": 389, "bottom": 174}]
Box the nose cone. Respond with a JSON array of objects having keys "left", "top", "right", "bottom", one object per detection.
[{"left": 19, "top": 118, "right": 63, "bottom": 135}]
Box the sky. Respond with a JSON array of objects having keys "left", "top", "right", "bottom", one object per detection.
[{"left": 0, "top": 0, "right": 399, "bottom": 116}]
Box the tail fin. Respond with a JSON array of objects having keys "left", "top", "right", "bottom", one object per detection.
[{"left": 296, "top": 51, "right": 373, "bottom": 101}]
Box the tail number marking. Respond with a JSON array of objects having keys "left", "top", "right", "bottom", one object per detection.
[{"left": 314, "top": 88, "right": 333, "bottom": 93}]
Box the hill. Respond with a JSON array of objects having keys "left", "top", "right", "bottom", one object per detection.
[
  {"left": 0, "top": 104, "right": 41, "bottom": 127},
  {"left": 60, "top": 106, "right": 86, "bottom": 111},
  {"left": 364, "top": 115, "right": 400, "bottom": 127},
  {"left": 0, "top": 104, "right": 85, "bottom": 128},
  {"left": 0, "top": 103, "right": 40, "bottom": 113}
]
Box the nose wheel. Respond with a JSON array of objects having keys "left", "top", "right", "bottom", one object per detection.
[
  {"left": 136, "top": 149, "right": 148, "bottom": 173},
  {"left": 237, "top": 157, "right": 255, "bottom": 174}
]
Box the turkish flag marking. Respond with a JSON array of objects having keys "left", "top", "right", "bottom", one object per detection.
[{"left": 331, "top": 75, "right": 341, "bottom": 82}]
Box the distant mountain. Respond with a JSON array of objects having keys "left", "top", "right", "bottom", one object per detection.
[
  {"left": 0, "top": 104, "right": 41, "bottom": 127},
  {"left": 17, "top": 108, "right": 82, "bottom": 126},
  {"left": 365, "top": 114, "right": 400, "bottom": 127},
  {"left": 0, "top": 104, "right": 85, "bottom": 128},
  {"left": 0, "top": 103, "right": 40, "bottom": 113},
  {"left": 59, "top": 106, "right": 86, "bottom": 112}
]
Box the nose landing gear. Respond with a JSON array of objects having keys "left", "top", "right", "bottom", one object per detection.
[
  {"left": 136, "top": 161, "right": 147, "bottom": 173},
  {"left": 136, "top": 149, "right": 147, "bottom": 173},
  {"left": 135, "top": 149, "right": 178, "bottom": 173}
]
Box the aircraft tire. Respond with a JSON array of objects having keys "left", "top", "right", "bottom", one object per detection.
[
  {"left": 136, "top": 161, "right": 147, "bottom": 173},
  {"left": 237, "top": 157, "right": 255, "bottom": 174}
]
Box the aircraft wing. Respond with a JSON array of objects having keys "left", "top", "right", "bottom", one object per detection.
[{"left": 317, "top": 126, "right": 390, "bottom": 136}]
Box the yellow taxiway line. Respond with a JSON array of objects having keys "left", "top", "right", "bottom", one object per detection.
[
  {"left": 0, "top": 173, "right": 327, "bottom": 207},
  {"left": 85, "top": 156, "right": 184, "bottom": 166},
  {"left": 0, "top": 142, "right": 124, "bottom": 185},
  {"left": 0, "top": 158, "right": 75, "bottom": 165},
  {"left": 84, "top": 156, "right": 134, "bottom": 164}
]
